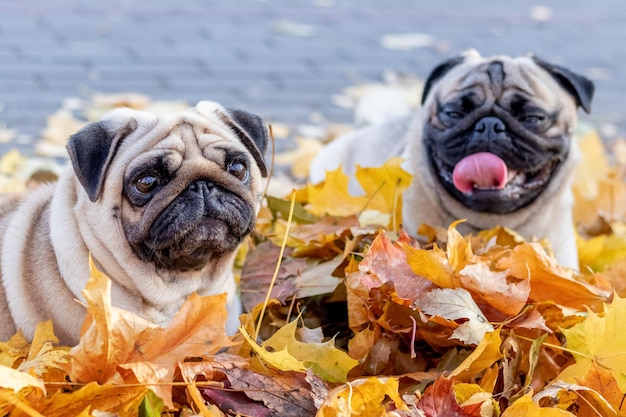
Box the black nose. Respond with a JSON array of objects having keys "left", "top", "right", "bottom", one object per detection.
[{"left": 474, "top": 117, "right": 506, "bottom": 134}]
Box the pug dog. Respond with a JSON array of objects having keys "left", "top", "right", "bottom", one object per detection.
[
  {"left": 0, "top": 101, "right": 269, "bottom": 345},
  {"left": 309, "top": 50, "right": 594, "bottom": 269}
]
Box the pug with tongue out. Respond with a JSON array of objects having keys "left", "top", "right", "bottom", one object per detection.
[{"left": 310, "top": 50, "right": 594, "bottom": 269}]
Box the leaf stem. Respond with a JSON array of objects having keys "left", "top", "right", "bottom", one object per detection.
[
  {"left": 255, "top": 189, "right": 297, "bottom": 340},
  {"left": 515, "top": 335, "right": 594, "bottom": 359}
]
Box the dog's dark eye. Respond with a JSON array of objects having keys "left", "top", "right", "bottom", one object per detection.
[
  {"left": 519, "top": 114, "right": 546, "bottom": 125},
  {"left": 227, "top": 159, "right": 249, "bottom": 182},
  {"left": 134, "top": 175, "right": 160, "bottom": 194},
  {"left": 445, "top": 111, "right": 464, "bottom": 119}
]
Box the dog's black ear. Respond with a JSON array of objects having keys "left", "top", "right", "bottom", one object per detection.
[
  {"left": 421, "top": 55, "right": 466, "bottom": 105},
  {"left": 66, "top": 118, "right": 137, "bottom": 202},
  {"left": 220, "top": 108, "right": 269, "bottom": 178},
  {"left": 532, "top": 56, "right": 595, "bottom": 113}
]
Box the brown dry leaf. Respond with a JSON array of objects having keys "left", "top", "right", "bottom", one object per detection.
[
  {"left": 459, "top": 262, "right": 530, "bottom": 318},
  {"left": 222, "top": 367, "right": 320, "bottom": 417},
  {"left": 496, "top": 243, "right": 610, "bottom": 310},
  {"left": 576, "top": 362, "right": 626, "bottom": 415},
  {"left": 534, "top": 381, "right": 618, "bottom": 417},
  {"left": 239, "top": 242, "right": 305, "bottom": 311},
  {"left": 417, "top": 376, "right": 481, "bottom": 417},
  {"left": 358, "top": 231, "right": 435, "bottom": 302}
]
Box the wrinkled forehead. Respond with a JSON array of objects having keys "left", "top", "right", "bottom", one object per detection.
[
  {"left": 123, "top": 110, "right": 245, "bottom": 157},
  {"left": 434, "top": 55, "right": 563, "bottom": 105}
]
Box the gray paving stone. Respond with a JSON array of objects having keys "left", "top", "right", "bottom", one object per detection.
[{"left": 1, "top": 0, "right": 626, "bottom": 155}]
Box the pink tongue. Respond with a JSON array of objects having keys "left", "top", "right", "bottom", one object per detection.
[{"left": 452, "top": 152, "right": 508, "bottom": 193}]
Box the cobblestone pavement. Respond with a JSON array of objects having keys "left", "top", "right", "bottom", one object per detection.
[{"left": 1, "top": 0, "right": 626, "bottom": 155}]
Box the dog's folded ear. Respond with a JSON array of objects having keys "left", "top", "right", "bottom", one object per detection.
[
  {"left": 220, "top": 108, "right": 270, "bottom": 178},
  {"left": 66, "top": 113, "right": 139, "bottom": 202},
  {"left": 532, "top": 56, "right": 595, "bottom": 113},
  {"left": 421, "top": 55, "right": 466, "bottom": 105}
]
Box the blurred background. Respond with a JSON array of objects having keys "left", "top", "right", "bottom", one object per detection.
[{"left": 1, "top": 0, "right": 625, "bottom": 158}]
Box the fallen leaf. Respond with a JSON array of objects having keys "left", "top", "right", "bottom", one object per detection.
[
  {"left": 417, "top": 376, "right": 477, "bottom": 417},
  {"left": 534, "top": 381, "right": 618, "bottom": 417},
  {"left": 501, "top": 391, "right": 575, "bottom": 416},
  {"left": 239, "top": 325, "right": 307, "bottom": 373},
  {"left": 405, "top": 245, "right": 457, "bottom": 289},
  {"left": 496, "top": 243, "right": 609, "bottom": 310},
  {"left": 558, "top": 293, "right": 626, "bottom": 392},
  {"left": 576, "top": 362, "right": 625, "bottom": 414},
  {"left": 317, "top": 376, "right": 408, "bottom": 416},
  {"left": 355, "top": 157, "right": 413, "bottom": 229},
  {"left": 0, "top": 365, "right": 45, "bottom": 394},
  {"left": 0, "top": 330, "right": 31, "bottom": 368},
  {"left": 258, "top": 318, "right": 358, "bottom": 383},
  {"left": 68, "top": 258, "right": 233, "bottom": 407},
  {"left": 358, "top": 231, "right": 435, "bottom": 302},
  {"left": 306, "top": 166, "right": 368, "bottom": 217},
  {"left": 416, "top": 288, "right": 494, "bottom": 345},
  {"left": 449, "top": 328, "right": 504, "bottom": 381},
  {"left": 223, "top": 367, "right": 320, "bottom": 416},
  {"left": 459, "top": 262, "right": 530, "bottom": 318},
  {"left": 26, "top": 382, "right": 147, "bottom": 417}
]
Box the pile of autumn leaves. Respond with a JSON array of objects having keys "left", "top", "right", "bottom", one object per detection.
[{"left": 2, "top": 130, "right": 626, "bottom": 416}]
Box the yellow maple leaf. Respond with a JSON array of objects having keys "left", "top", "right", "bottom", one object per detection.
[
  {"left": 317, "top": 376, "right": 408, "bottom": 416},
  {"left": 558, "top": 293, "right": 626, "bottom": 392},
  {"left": 239, "top": 325, "right": 307, "bottom": 373},
  {"left": 0, "top": 330, "right": 31, "bottom": 368},
  {"left": 449, "top": 328, "right": 504, "bottom": 380},
  {"left": 306, "top": 166, "right": 368, "bottom": 217},
  {"left": 501, "top": 392, "right": 575, "bottom": 416},
  {"left": 261, "top": 318, "right": 358, "bottom": 383},
  {"left": 355, "top": 157, "right": 412, "bottom": 228},
  {"left": 404, "top": 245, "right": 457, "bottom": 289},
  {"left": 241, "top": 318, "right": 358, "bottom": 383}
]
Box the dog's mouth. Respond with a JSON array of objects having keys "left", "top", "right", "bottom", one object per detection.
[{"left": 432, "top": 151, "right": 560, "bottom": 214}]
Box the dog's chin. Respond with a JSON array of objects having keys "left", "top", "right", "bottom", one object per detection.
[
  {"left": 429, "top": 148, "right": 562, "bottom": 214},
  {"left": 135, "top": 218, "right": 247, "bottom": 272}
]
